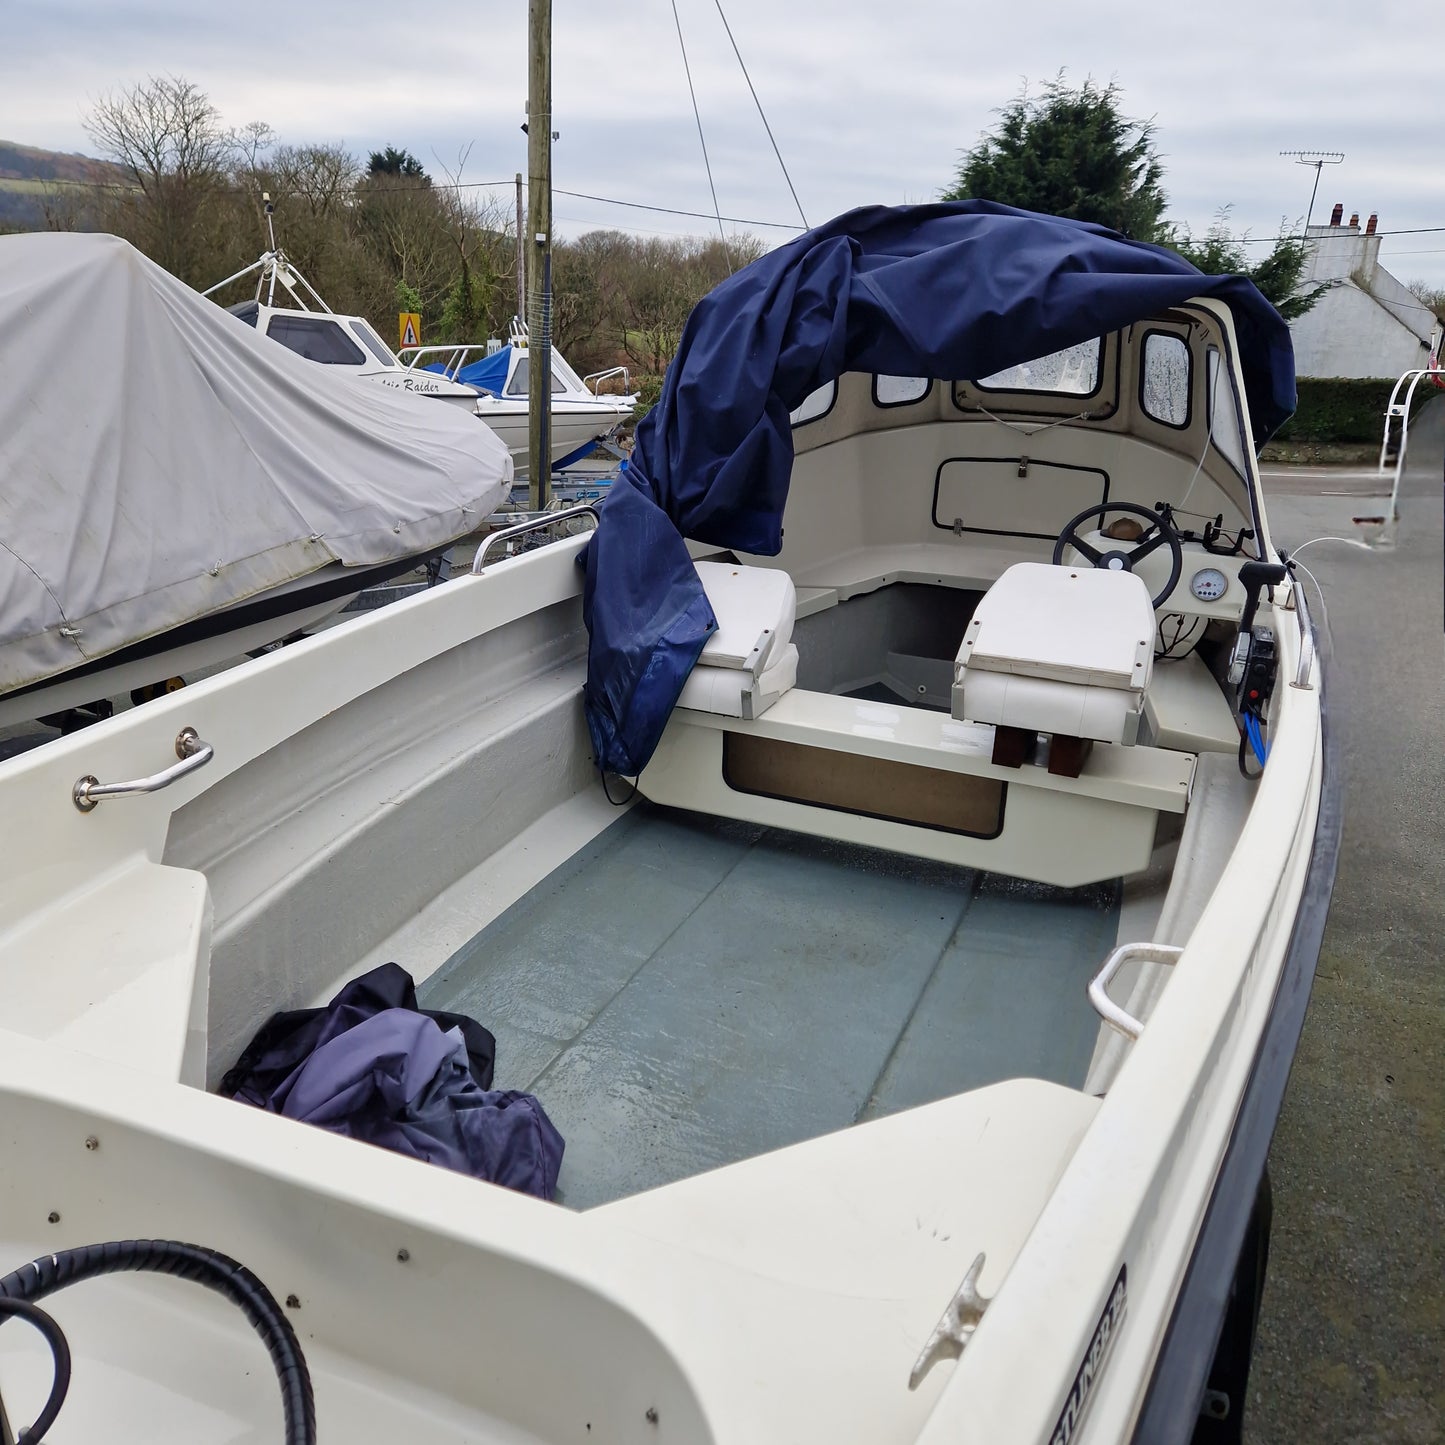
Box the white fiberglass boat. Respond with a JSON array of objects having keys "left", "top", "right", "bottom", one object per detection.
[
  {"left": 207, "top": 250, "right": 635, "bottom": 469},
  {"left": 0, "top": 233, "right": 511, "bottom": 733},
  {"left": 403, "top": 319, "right": 637, "bottom": 469},
  {"left": 0, "top": 206, "right": 1335, "bottom": 1445}
]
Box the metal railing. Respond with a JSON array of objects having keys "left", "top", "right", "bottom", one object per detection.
[
  {"left": 1087, "top": 942, "right": 1184, "bottom": 1040},
  {"left": 470, "top": 505, "right": 601, "bottom": 574},
  {"left": 73, "top": 728, "right": 214, "bottom": 813},
  {"left": 582, "top": 365, "right": 633, "bottom": 397},
  {"left": 396, "top": 343, "right": 499, "bottom": 381},
  {"left": 1288, "top": 562, "right": 1317, "bottom": 691},
  {"left": 1375, "top": 367, "right": 1444, "bottom": 537}
]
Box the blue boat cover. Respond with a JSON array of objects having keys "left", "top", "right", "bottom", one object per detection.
[
  {"left": 580, "top": 201, "right": 1296, "bottom": 776},
  {"left": 424, "top": 346, "right": 513, "bottom": 393}
]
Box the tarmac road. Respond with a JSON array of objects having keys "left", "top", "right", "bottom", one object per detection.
[{"left": 1246, "top": 400, "right": 1444, "bottom": 1443}]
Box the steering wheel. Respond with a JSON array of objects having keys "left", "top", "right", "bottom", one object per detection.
[{"left": 1051, "top": 502, "right": 1183, "bottom": 609}]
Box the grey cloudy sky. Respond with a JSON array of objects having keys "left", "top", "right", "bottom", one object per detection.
[{"left": 6, "top": 0, "right": 1444, "bottom": 287}]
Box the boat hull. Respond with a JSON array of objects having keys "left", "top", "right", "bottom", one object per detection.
[
  {"left": 473, "top": 396, "right": 634, "bottom": 466},
  {"left": 0, "top": 535, "right": 1326, "bottom": 1443}
]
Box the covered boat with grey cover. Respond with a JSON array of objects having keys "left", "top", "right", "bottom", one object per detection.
[{"left": 0, "top": 232, "right": 511, "bottom": 728}]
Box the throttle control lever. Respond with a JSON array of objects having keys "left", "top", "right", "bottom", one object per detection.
[
  {"left": 1228, "top": 560, "right": 1289, "bottom": 695},
  {"left": 1236, "top": 560, "right": 1288, "bottom": 634}
]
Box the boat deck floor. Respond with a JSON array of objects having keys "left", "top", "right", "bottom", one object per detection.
[{"left": 418, "top": 803, "right": 1119, "bottom": 1209}]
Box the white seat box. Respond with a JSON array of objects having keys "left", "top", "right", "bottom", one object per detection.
[{"left": 954, "top": 563, "right": 1155, "bottom": 745}]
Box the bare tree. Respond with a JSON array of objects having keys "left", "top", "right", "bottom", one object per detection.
[
  {"left": 614, "top": 234, "right": 767, "bottom": 374},
  {"left": 553, "top": 230, "right": 632, "bottom": 369},
  {"left": 1407, "top": 280, "right": 1445, "bottom": 324},
  {"left": 273, "top": 143, "right": 358, "bottom": 220},
  {"left": 431, "top": 146, "right": 501, "bottom": 342},
  {"left": 354, "top": 163, "right": 452, "bottom": 317},
  {"left": 35, "top": 181, "right": 93, "bottom": 232},
  {"left": 85, "top": 75, "right": 237, "bottom": 283},
  {"left": 232, "top": 120, "right": 275, "bottom": 181}
]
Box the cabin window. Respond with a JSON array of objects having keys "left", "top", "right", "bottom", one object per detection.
[
  {"left": 1206, "top": 348, "right": 1249, "bottom": 478},
  {"left": 789, "top": 380, "right": 836, "bottom": 427},
  {"left": 1140, "top": 332, "right": 1191, "bottom": 428},
  {"left": 975, "top": 338, "right": 1102, "bottom": 397},
  {"left": 505, "top": 356, "right": 570, "bottom": 396},
  {"left": 873, "top": 374, "right": 931, "bottom": 407},
  {"left": 267, "top": 314, "right": 367, "bottom": 366},
  {"left": 349, "top": 320, "right": 398, "bottom": 366}
]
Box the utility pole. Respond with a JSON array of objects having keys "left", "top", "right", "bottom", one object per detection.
[
  {"left": 1279, "top": 150, "right": 1345, "bottom": 231},
  {"left": 527, "top": 0, "right": 552, "bottom": 511},
  {"left": 514, "top": 172, "right": 525, "bottom": 325}
]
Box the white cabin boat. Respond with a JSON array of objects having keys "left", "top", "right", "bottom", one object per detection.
[
  {"left": 209, "top": 251, "right": 635, "bottom": 468},
  {"left": 402, "top": 319, "right": 638, "bottom": 469},
  {"left": 0, "top": 208, "right": 1334, "bottom": 1445}
]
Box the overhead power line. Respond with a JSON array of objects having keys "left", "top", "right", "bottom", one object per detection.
[
  {"left": 23, "top": 172, "right": 1441, "bottom": 247},
  {"left": 18, "top": 171, "right": 808, "bottom": 230},
  {"left": 553, "top": 188, "right": 802, "bottom": 229},
  {"left": 1232, "top": 224, "right": 1445, "bottom": 244}
]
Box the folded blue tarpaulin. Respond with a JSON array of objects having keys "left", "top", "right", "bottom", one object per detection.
[{"left": 580, "top": 200, "right": 1296, "bottom": 777}]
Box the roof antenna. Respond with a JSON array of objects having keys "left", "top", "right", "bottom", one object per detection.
[
  {"left": 262, "top": 193, "right": 281, "bottom": 306},
  {"left": 1278, "top": 150, "right": 1345, "bottom": 231}
]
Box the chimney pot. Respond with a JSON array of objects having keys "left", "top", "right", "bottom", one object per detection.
[
  {"left": 1329, "top": 203, "right": 1343, "bottom": 227},
  {"left": 1365, "top": 213, "right": 1378, "bottom": 235},
  {"left": 1348, "top": 212, "right": 1359, "bottom": 229}
]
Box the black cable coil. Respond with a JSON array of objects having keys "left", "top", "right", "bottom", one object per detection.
[{"left": 0, "top": 1239, "right": 315, "bottom": 1444}]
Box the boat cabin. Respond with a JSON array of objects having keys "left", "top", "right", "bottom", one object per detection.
[
  {"left": 227, "top": 298, "right": 482, "bottom": 407},
  {"left": 644, "top": 303, "right": 1264, "bottom": 889}
]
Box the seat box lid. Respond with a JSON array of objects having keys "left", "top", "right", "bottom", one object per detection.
[
  {"left": 695, "top": 560, "right": 796, "bottom": 672},
  {"left": 956, "top": 563, "right": 1154, "bottom": 691}
]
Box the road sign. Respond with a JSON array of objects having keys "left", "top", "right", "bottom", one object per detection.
[{"left": 399, "top": 313, "right": 421, "bottom": 350}]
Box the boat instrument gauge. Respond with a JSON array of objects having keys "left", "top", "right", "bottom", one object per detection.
[{"left": 1189, "top": 567, "right": 1229, "bottom": 602}]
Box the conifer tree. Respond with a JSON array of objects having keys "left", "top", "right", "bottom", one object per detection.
[{"left": 943, "top": 74, "right": 1168, "bottom": 242}]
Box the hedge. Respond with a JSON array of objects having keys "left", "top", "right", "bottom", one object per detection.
[{"left": 1273, "top": 376, "right": 1438, "bottom": 443}]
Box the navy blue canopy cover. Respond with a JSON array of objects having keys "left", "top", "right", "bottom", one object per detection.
[{"left": 581, "top": 201, "right": 1295, "bottom": 777}]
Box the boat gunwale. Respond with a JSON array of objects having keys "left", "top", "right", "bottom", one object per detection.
[
  {"left": 911, "top": 590, "right": 1322, "bottom": 1443},
  {"left": 1133, "top": 597, "right": 1341, "bottom": 1444}
]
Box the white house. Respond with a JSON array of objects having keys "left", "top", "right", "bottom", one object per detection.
[{"left": 1287, "top": 205, "right": 1438, "bottom": 379}]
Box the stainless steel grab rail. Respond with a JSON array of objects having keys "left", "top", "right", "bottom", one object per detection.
[
  {"left": 471, "top": 505, "right": 601, "bottom": 574},
  {"left": 1087, "top": 941, "right": 1184, "bottom": 1040},
  {"left": 73, "top": 728, "right": 214, "bottom": 813},
  {"left": 1288, "top": 565, "right": 1317, "bottom": 690}
]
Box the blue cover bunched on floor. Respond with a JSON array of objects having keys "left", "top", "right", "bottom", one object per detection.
[
  {"left": 579, "top": 200, "right": 1296, "bottom": 777},
  {"left": 222, "top": 963, "right": 564, "bottom": 1200}
]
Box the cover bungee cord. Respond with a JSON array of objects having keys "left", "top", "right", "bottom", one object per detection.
[{"left": 0, "top": 1239, "right": 315, "bottom": 1444}]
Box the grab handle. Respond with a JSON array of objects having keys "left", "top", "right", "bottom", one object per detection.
[
  {"left": 1088, "top": 942, "right": 1183, "bottom": 1040},
  {"left": 73, "top": 728, "right": 214, "bottom": 813},
  {"left": 471, "top": 505, "right": 600, "bottom": 574}
]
